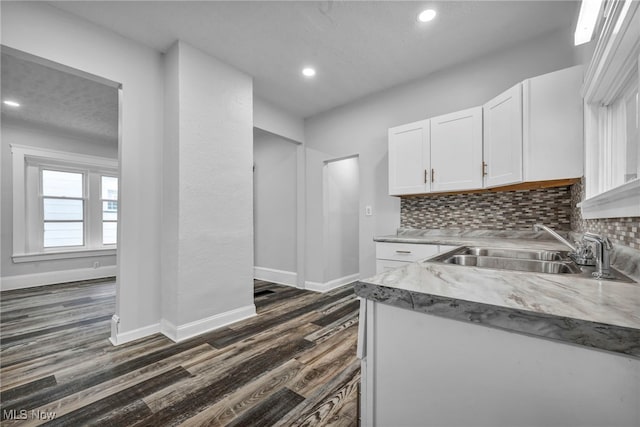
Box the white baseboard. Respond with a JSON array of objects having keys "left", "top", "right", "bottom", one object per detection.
[
  {"left": 254, "top": 266, "right": 299, "bottom": 288},
  {"left": 160, "top": 304, "right": 257, "bottom": 342},
  {"left": 305, "top": 273, "right": 359, "bottom": 293},
  {"left": 1, "top": 265, "right": 117, "bottom": 291},
  {"left": 109, "top": 319, "right": 160, "bottom": 346}
]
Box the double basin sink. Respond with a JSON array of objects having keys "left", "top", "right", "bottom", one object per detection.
[{"left": 431, "top": 246, "right": 581, "bottom": 275}]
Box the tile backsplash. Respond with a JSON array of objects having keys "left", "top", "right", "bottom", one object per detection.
[
  {"left": 570, "top": 178, "right": 640, "bottom": 250},
  {"left": 400, "top": 180, "right": 640, "bottom": 250},
  {"left": 400, "top": 187, "right": 572, "bottom": 231}
]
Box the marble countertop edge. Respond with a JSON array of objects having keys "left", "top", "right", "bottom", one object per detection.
[{"left": 354, "top": 281, "right": 640, "bottom": 359}]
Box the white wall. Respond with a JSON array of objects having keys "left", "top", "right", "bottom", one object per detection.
[
  {"left": 254, "top": 97, "right": 305, "bottom": 144},
  {"left": 253, "top": 129, "right": 297, "bottom": 276},
  {"left": 325, "top": 157, "right": 359, "bottom": 282},
  {"left": 0, "top": 121, "right": 118, "bottom": 281},
  {"left": 1, "top": 1, "right": 164, "bottom": 335},
  {"left": 161, "top": 41, "right": 254, "bottom": 340},
  {"left": 304, "top": 26, "right": 586, "bottom": 281}
]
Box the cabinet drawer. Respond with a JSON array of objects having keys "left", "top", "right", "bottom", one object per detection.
[
  {"left": 376, "top": 242, "right": 440, "bottom": 262},
  {"left": 376, "top": 259, "right": 411, "bottom": 274}
]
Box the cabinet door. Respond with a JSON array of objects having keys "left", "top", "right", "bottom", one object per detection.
[
  {"left": 523, "top": 65, "right": 584, "bottom": 181},
  {"left": 388, "top": 120, "right": 430, "bottom": 195},
  {"left": 430, "top": 107, "right": 483, "bottom": 192},
  {"left": 483, "top": 83, "right": 523, "bottom": 188}
]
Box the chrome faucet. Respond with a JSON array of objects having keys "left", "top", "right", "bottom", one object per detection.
[
  {"left": 582, "top": 233, "right": 614, "bottom": 279},
  {"left": 533, "top": 224, "right": 595, "bottom": 266},
  {"left": 533, "top": 224, "right": 576, "bottom": 251}
]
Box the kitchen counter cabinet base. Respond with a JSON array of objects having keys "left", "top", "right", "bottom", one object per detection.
[{"left": 361, "top": 299, "right": 640, "bottom": 427}]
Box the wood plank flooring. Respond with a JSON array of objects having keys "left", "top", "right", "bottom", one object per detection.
[{"left": 0, "top": 279, "right": 360, "bottom": 426}]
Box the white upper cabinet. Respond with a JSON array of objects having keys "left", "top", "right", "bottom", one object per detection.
[
  {"left": 430, "top": 107, "right": 483, "bottom": 192},
  {"left": 388, "top": 119, "right": 430, "bottom": 195},
  {"left": 483, "top": 83, "right": 523, "bottom": 188},
  {"left": 387, "top": 66, "right": 584, "bottom": 196},
  {"left": 523, "top": 65, "right": 584, "bottom": 182}
]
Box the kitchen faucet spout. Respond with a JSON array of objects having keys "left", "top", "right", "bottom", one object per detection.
[{"left": 533, "top": 224, "right": 576, "bottom": 252}]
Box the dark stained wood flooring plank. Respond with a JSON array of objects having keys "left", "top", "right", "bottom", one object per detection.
[
  {"left": 134, "top": 339, "right": 316, "bottom": 426},
  {"left": 209, "top": 287, "right": 355, "bottom": 348},
  {"left": 225, "top": 387, "right": 305, "bottom": 427},
  {"left": 0, "top": 375, "right": 57, "bottom": 402},
  {"left": 1, "top": 279, "right": 360, "bottom": 427},
  {"left": 0, "top": 315, "right": 113, "bottom": 346},
  {"left": 41, "top": 367, "right": 191, "bottom": 427}
]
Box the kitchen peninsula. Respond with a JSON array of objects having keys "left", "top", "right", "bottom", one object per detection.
[{"left": 355, "top": 229, "right": 640, "bottom": 427}]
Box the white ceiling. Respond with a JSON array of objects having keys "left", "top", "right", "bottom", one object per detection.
[
  {"left": 50, "top": 0, "right": 580, "bottom": 118},
  {"left": 1, "top": 52, "right": 119, "bottom": 143}
]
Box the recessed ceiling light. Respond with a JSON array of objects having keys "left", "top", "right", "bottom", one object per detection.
[
  {"left": 418, "top": 9, "right": 437, "bottom": 23},
  {"left": 302, "top": 67, "right": 316, "bottom": 77},
  {"left": 3, "top": 100, "right": 21, "bottom": 107}
]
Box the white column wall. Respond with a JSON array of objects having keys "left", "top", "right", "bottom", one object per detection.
[{"left": 161, "top": 41, "right": 255, "bottom": 339}]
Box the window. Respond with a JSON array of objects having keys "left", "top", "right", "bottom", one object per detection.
[
  {"left": 581, "top": 0, "right": 640, "bottom": 219},
  {"left": 101, "top": 176, "right": 118, "bottom": 245},
  {"left": 42, "top": 170, "right": 85, "bottom": 248},
  {"left": 11, "top": 145, "right": 118, "bottom": 262}
]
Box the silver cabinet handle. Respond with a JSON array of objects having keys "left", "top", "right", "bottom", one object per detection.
[{"left": 395, "top": 250, "right": 412, "bottom": 254}]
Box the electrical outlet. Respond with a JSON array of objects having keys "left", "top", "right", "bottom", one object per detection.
[{"left": 365, "top": 206, "right": 373, "bottom": 216}]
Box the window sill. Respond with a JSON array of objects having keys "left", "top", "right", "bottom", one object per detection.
[
  {"left": 12, "top": 248, "right": 117, "bottom": 263},
  {"left": 579, "top": 179, "right": 640, "bottom": 219}
]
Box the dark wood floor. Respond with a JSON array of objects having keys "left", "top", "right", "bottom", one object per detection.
[{"left": 0, "top": 279, "right": 360, "bottom": 426}]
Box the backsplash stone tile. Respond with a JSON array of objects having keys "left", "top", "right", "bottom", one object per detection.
[
  {"left": 399, "top": 179, "right": 639, "bottom": 250},
  {"left": 400, "top": 187, "right": 572, "bottom": 231},
  {"left": 570, "top": 178, "right": 640, "bottom": 250}
]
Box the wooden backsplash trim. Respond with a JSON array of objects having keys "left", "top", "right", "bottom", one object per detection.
[{"left": 399, "top": 178, "right": 581, "bottom": 198}]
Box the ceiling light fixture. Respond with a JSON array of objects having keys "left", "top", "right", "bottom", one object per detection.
[
  {"left": 574, "top": 0, "right": 604, "bottom": 46},
  {"left": 3, "top": 100, "right": 21, "bottom": 107},
  {"left": 302, "top": 67, "right": 316, "bottom": 77},
  {"left": 417, "top": 9, "right": 437, "bottom": 23}
]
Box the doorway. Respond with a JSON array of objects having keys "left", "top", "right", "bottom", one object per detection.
[
  {"left": 323, "top": 155, "right": 360, "bottom": 283},
  {"left": 253, "top": 128, "right": 299, "bottom": 287},
  {"left": 0, "top": 46, "right": 120, "bottom": 291}
]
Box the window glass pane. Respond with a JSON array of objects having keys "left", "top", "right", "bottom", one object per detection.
[
  {"left": 624, "top": 90, "right": 639, "bottom": 183},
  {"left": 44, "top": 222, "right": 83, "bottom": 247},
  {"left": 44, "top": 198, "right": 83, "bottom": 221},
  {"left": 42, "top": 170, "right": 83, "bottom": 197},
  {"left": 103, "top": 222, "right": 117, "bottom": 245},
  {"left": 102, "top": 176, "right": 118, "bottom": 200},
  {"left": 103, "top": 201, "right": 118, "bottom": 221}
]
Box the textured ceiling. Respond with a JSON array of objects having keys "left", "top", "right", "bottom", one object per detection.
[
  {"left": 1, "top": 52, "right": 119, "bottom": 143},
  {"left": 50, "top": 0, "right": 580, "bottom": 118}
]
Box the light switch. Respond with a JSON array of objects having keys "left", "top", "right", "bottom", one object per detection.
[{"left": 365, "top": 205, "right": 373, "bottom": 216}]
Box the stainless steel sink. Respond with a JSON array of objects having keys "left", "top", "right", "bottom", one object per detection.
[
  {"left": 430, "top": 246, "right": 634, "bottom": 281},
  {"left": 456, "top": 247, "right": 569, "bottom": 261},
  {"left": 430, "top": 246, "right": 580, "bottom": 275},
  {"left": 442, "top": 254, "right": 582, "bottom": 274}
]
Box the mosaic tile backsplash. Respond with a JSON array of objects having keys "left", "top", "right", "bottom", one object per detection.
[
  {"left": 400, "top": 180, "right": 639, "bottom": 249},
  {"left": 570, "top": 178, "right": 640, "bottom": 250},
  {"left": 400, "top": 187, "right": 572, "bottom": 231}
]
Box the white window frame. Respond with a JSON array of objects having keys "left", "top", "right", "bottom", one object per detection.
[
  {"left": 580, "top": 0, "right": 640, "bottom": 219},
  {"left": 11, "top": 144, "right": 118, "bottom": 262}
]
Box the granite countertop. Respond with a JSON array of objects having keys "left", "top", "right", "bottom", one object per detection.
[{"left": 357, "top": 229, "right": 640, "bottom": 358}]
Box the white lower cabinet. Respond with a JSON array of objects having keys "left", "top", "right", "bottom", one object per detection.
[
  {"left": 375, "top": 242, "right": 454, "bottom": 274},
  {"left": 359, "top": 299, "right": 640, "bottom": 427}
]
